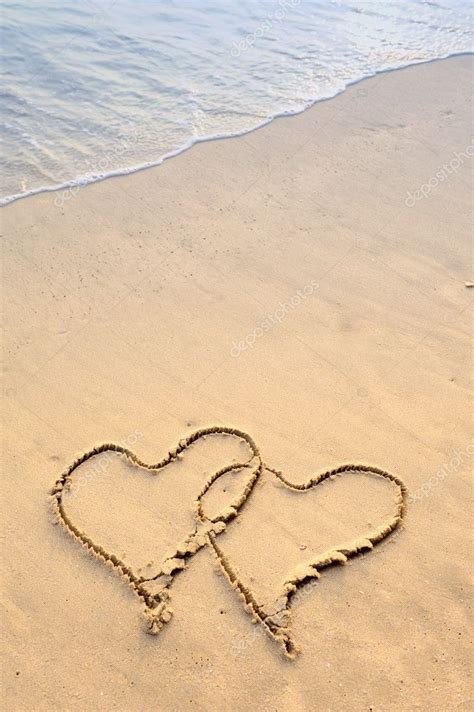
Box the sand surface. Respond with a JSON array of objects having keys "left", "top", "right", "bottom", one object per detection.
[{"left": 1, "top": 56, "right": 473, "bottom": 711}]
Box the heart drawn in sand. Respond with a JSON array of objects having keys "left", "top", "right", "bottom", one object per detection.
[
  {"left": 209, "top": 462, "right": 407, "bottom": 658},
  {"left": 51, "top": 426, "right": 407, "bottom": 658}
]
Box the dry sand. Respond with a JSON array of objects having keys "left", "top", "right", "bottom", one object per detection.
[{"left": 1, "top": 55, "right": 473, "bottom": 711}]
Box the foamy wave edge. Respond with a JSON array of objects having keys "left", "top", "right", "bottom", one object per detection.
[{"left": 1, "top": 52, "right": 471, "bottom": 208}]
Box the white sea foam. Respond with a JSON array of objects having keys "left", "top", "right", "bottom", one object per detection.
[{"left": 1, "top": 0, "right": 472, "bottom": 206}]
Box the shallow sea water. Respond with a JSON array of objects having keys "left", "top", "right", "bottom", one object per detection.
[{"left": 1, "top": 0, "right": 472, "bottom": 204}]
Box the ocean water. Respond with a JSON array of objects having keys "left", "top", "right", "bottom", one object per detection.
[{"left": 1, "top": 0, "right": 472, "bottom": 205}]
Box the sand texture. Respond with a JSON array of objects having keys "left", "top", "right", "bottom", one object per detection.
[{"left": 1, "top": 56, "right": 473, "bottom": 711}]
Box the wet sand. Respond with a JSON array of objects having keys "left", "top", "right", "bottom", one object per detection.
[{"left": 2, "top": 55, "right": 473, "bottom": 711}]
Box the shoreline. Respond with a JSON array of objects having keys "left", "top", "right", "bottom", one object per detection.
[
  {"left": 2, "top": 54, "right": 472, "bottom": 712},
  {"left": 2, "top": 51, "right": 472, "bottom": 209}
]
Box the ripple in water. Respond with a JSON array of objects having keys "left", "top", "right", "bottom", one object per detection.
[{"left": 1, "top": 0, "right": 472, "bottom": 204}]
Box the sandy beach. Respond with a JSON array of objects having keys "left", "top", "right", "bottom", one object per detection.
[{"left": 1, "top": 55, "right": 473, "bottom": 711}]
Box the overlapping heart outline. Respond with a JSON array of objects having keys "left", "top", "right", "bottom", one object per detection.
[{"left": 50, "top": 426, "right": 407, "bottom": 658}]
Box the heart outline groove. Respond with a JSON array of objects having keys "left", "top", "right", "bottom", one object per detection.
[{"left": 50, "top": 425, "right": 407, "bottom": 658}]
